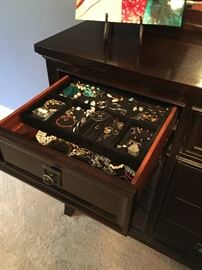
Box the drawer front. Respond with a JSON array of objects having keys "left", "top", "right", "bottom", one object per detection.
[
  {"left": 163, "top": 196, "right": 202, "bottom": 236},
  {"left": 0, "top": 132, "right": 133, "bottom": 234},
  {"left": 181, "top": 110, "right": 202, "bottom": 161},
  {"left": 155, "top": 160, "right": 202, "bottom": 263},
  {"left": 168, "top": 161, "right": 202, "bottom": 209},
  {"left": 155, "top": 161, "right": 202, "bottom": 235},
  {"left": 155, "top": 218, "right": 202, "bottom": 262}
]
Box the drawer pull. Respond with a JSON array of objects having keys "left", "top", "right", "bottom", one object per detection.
[
  {"left": 42, "top": 174, "right": 54, "bottom": 186},
  {"left": 42, "top": 165, "right": 61, "bottom": 186},
  {"left": 194, "top": 243, "right": 202, "bottom": 256}
]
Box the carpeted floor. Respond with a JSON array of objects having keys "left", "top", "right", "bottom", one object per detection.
[{"left": 0, "top": 170, "right": 190, "bottom": 270}]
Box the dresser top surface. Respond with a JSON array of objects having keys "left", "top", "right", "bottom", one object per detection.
[{"left": 35, "top": 21, "right": 202, "bottom": 105}]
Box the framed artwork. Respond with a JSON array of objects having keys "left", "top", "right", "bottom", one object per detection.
[{"left": 75, "top": 0, "right": 186, "bottom": 27}]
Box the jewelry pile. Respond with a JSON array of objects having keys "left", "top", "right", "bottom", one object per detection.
[
  {"left": 60, "top": 81, "right": 105, "bottom": 99},
  {"left": 96, "top": 118, "right": 125, "bottom": 142},
  {"left": 117, "top": 126, "right": 153, "bottom": 157},
  {"left": 35, "top": 130, "right": 136, "bottom": 182},
  {"left": 21, "top": 79, "right": 171, "bottom": 178},
  {"left": 32, "top": 99, "right": 65, "bottom": 121},
  {"left": 55, "top": 106, "right": 93, "bottom": 132},
  {"left": 131, "top": 103, "right": 169, "bottom": 123}
]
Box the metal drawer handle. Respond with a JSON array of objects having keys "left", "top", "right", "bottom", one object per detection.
[
  {"left": 42, "top": 174, "right": 54, "bottom": 186},
  {"left": 194, "top": 243, "right": 202, "bottom": 256},
  {"left": 42, "top": 165, "right": 61, "bottom": 186}
]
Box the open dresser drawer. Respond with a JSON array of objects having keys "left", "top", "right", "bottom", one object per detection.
[{"left": 0, "top": 75, "right": 177, "bottom": 235}]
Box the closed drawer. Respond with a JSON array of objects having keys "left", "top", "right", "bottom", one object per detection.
[
  {"left": 168, "top": 161, "right": 202, "bottom": 209},
  {"left": 181, "top": 110, "right": 202, "bottom": 161},
  {"left": 155, "top": 218, "right": 202, "bottom": 262},
  {"left": 163, "top": 196, "right": 202, "bottom": 236},
  {"left": 155, "top": 160, "right": 202, "bottom": 263},
  {"left": 0, "top": 76, "right": 177, "bottom": 235}
]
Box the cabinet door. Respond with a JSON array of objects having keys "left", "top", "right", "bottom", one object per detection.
[
  {"left": 155, "top": 160, "right": 202, "bottom": 263},
  {"left": 0, "top": 76, "right": 177, "bottom": 235}
]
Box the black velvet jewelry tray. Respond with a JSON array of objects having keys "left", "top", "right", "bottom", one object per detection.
[
  {"left": 20, "top": 94, "right": 68, "bottom": 124},
  {"left": 53, "top": 76, "right": 172, "bottom": 127},
  {"left": 89, "top": 118, "right": 157, "bottom": 168},
  {"left": 21, "top": 98, "right": 103, "bottom": 148},
  {"left": 55, "top": 78, "right": 107, "bottom": 103},
  {"left": 20, "top": 77, "right": 172, "bottom": 169}
]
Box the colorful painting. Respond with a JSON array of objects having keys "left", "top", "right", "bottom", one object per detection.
[{"left": 75, "top": 0, "right": 186, "bottom": 27}]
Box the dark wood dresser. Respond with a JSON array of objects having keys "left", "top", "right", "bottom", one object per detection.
[{"left": 0, "top": 9, "right": 201, "bottom": 270}]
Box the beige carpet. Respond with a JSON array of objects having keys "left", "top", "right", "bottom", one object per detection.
[{"left": 0, "top": 170, "right": 190, "bottom": 270}]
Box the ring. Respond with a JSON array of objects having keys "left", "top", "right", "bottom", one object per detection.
[
  {"left": 109, "top": 103, "right": 121, "bottom": 111},
  {"left": 104, "top": 126, "right": 113, "bottom": 135},
  {"left": 90, "top": 111, "right": 108, "bottom": 122},
  {"left": 97, "top": 100, "right": 108, "bottom": 109}
]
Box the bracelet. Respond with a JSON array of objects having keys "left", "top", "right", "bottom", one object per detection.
[
  {"left": 90, "top": 111, "right": 108, "bottom": 122},
  {"left": 56, "top": 115, "right": 76, "bottom": 128},
  {"left": 109, "top": 104, "right": 127, "bottom": 115},
  {"left": 44, "top": 99, "right": 65, "bottom": 110}
]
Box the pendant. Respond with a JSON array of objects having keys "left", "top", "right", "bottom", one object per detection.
[
  {"left": 62, "top": 85, "right": 79, "bottom": 97},
  {"left": 128, "top": 143, "right": 140, "bottom": 157}
]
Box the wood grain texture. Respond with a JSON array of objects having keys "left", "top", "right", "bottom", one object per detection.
[{"left": 34, "top": 20, "right": 202, "bottom": 107}]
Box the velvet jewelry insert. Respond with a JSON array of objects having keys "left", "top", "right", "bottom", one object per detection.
[
  {"left": 93, "top": 115, "right": 157, "bottom": 168},
  {"left": 57, "top": 80, "right": 134, "bottom": 117},
  {"left": 58, "top": 80, "right": 106, "bottom": 102},
  {"left": 57, "top": 80, "right": 170, "bottom": 128},
  {"left": 20, "top": 94, "right": 67, "bottom": 128},
  {"left": 21, "top": 97, "right": 103, "bottom": 147},
  {"left": 20, "top": 78, "right": 171, "bottom": 169}
]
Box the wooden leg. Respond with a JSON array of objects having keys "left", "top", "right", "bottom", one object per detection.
[{"left": 64, "top": 204, "right": 75, "bottom": 216}]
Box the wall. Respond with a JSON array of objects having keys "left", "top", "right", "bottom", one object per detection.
[{"left": 0, "top": 0, "right": 78, "bottom": 110}]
